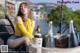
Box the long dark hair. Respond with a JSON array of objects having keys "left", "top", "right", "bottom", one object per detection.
[{"left": 17, "top": 2, "right": 33, "bottom": 20}]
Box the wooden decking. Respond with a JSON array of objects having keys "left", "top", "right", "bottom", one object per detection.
[
  {"left": 42, "top": 47, "right": 80, "bottom": 53},
  {"left": 29, "top": 46, "right": 80, "bottom": 53}
]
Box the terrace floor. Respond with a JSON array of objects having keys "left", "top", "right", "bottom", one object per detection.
[{"left": 29, "top": 46, "right": 80, "bottom": 53}]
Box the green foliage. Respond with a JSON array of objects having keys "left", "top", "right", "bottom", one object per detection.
[
  {"left": 73, "top": 10, "right": 80, "bottom": 32},
  {"left": 47, "top": 5, "right": 80, "bottom": 32},
  {"left": 0, "top": 4, "right": 5, "bottom": 19},
  {"left": 47, "top": 5, "right": 70, "bottom": 25}
]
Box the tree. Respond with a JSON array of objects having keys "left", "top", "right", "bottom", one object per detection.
[
  {"left": 0, "top": 4, "right": 5, "bottom": 19},
  {"left": 47, "top": 5, "right": 80, "bottom": 32},
  {"left": 47, "top": 5, "right": 71, "bottom": 25},
  {"left": 73, "top": 10, "right": 80, "bottom": 32}
]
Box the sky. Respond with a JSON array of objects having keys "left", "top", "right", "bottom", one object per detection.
[
  {"left": 30, "top": 0, "right": 80, "bottom": 11},
  {"left": 0, "top": 0, "right": 80, "bottom": 11}
]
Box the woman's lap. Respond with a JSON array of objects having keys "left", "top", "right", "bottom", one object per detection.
[
  {"left": 7, "top": 35, "right": 26, "bottom": 51},
  {"left": 8, "top": 35, "right": 22, "bottom": 40}
]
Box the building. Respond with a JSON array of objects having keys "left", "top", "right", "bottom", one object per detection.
[{"left": 30, "top": 3, "right": 57, "bottom": 20}]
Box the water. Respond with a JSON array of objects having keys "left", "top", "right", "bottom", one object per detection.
[{"left": 36, "top": 19, "right": 60, "bottom": 35}]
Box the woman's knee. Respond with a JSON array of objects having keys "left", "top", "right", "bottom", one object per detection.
[
  {"left": 7, "top": 37, "right": 25, "bottom": 48},
  {"left": 7, "top": 39, "right": 16, "bottom": 48}
]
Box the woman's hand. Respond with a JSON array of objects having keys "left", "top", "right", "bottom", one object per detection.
[{"left": 23, "top": 37, "right": 31, "bottom": 46}]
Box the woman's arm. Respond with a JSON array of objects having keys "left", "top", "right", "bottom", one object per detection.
[
  {"left": 25, "top": 19, "right": 35, "bottom": 35},
  {"left": 16, "top": 16, "right": 32, "bottom": 40}
]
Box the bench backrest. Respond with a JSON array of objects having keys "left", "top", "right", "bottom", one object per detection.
[{"left": 0, "top": 19, "right": 14, "bottom": 34}]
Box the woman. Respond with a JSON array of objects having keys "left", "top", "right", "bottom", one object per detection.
[{"left": 7, "top": 2, "right": 35, "bottom": 49}]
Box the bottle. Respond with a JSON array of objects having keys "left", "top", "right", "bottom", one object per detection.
[
  {"left": 69, "top": 20, "right": 78, "bottom": 47},
  {"left": 46, "top": 21, "right": 55, "bottom": 47},
  {"left": 34, "top": 25, "right": 42, "bottom": 38},
  {"left": 34, "top": 25, "right": 43, "bottom": 47}
]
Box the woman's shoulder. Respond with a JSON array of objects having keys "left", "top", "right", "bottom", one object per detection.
[
  {"left": 15, "top": 16, "right": 23, "bottom": 24},
  {"left": 16, "top": 16, "right": 22, "bottom": 22},
  {"left": 16, "top": 16, "right": 22, "bottom": 19}
]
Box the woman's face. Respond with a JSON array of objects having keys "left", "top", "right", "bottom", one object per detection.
[{"left": 20, "top": 4, "right": 29, "bottom": 15}]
